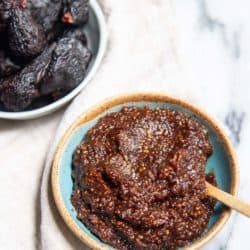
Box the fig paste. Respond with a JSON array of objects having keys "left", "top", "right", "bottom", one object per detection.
[{"left": 72, "top": 107, "right": 216, "bottom": 250}]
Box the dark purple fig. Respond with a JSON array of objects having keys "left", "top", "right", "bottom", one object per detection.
[
  {"left": 8, "top": 1, "right": 47, "bottom": 58},
  {"left": 61, "top": 0, "right": 89, "bottom": 26},
  {"left": 40, "top": 37, "right": 91, "bottom": 99},
  {"left": 0, "top": 43, "right": 55, "bottom": 111},
  {"left": 0, "top": 0, "right": 12, "bottom": 32},
  {"left": 62, "top": 27, "right": 87, "bottom": 46},
  {"left": 28, "top": 0, "right": 62, "bottom": 33},
  {"left": 0, "top": 50, "right": 21, "bottom": 77}
]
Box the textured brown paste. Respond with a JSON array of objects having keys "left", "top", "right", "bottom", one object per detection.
[{"left": 72, "top": 107, "right": 216, "bottom": 250}]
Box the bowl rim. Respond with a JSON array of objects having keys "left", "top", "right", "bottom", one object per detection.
[
  {"left": 0, "top": 0, "right": 108, "bottom": 120},
  {"left": 51, "top": 92, "right": 239, "bottom": 250}
]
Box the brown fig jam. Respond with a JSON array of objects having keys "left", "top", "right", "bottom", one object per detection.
[{"left": 72, "top": 107, "right": 216, "bottom": 250}]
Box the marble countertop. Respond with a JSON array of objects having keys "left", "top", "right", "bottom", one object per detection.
[
  {"left": 173, "top": 0, "right": 250, "bottom": 249},
  {"left": 0, "top": 0, "right": 249, "bottom": 249}
]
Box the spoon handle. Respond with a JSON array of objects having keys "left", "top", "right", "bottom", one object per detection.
[{"left": 206, "top": 182, "right": 250, "bottom": 218}]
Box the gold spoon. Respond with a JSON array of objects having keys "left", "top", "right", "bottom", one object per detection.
[{"left": 206, "top": 182, "right": 250, "bottom": 217}]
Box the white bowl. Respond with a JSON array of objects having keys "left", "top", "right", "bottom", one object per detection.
[{"left": 0, "top": 0, "right": 107, "bottom": 120}]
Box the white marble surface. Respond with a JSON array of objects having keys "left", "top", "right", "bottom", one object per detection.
[
  {"left": 0, "top": 0, "right": 250, "bottom": 249},
  {"left": 173, "top": 1, "right": 250, "bottom": 249}
]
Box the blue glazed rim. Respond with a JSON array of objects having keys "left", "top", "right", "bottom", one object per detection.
[{"left": 51, "top": 92, "right": 239, "bottom": 250}]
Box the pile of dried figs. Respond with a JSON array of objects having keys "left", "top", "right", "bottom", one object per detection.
[{"left": 0, "top": 0, "right": 92, "bottom": 111}]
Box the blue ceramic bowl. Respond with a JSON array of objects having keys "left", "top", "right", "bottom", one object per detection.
[{"left": 52, "top": 93, "right": 239, "bottom": 250}]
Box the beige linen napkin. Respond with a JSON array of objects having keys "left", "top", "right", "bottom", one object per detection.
[{"left": 40, "top": 0, "right": 197, "bottom": 249}]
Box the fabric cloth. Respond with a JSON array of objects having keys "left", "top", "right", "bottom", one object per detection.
[
  {"left": 39, "top": 1, "right": 198, "bottom": 249},
  {"left": 0, "top": 110, "right": 63, "bottom": 250}
]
